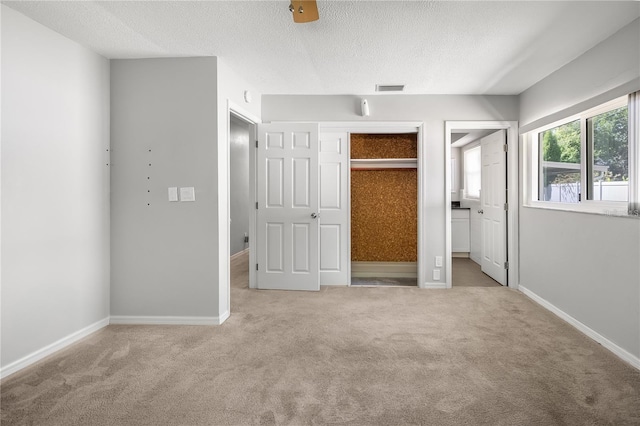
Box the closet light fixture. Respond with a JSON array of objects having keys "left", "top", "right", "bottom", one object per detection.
[{"left": 361, "top": 98, "right": 370, "bottom": 117}]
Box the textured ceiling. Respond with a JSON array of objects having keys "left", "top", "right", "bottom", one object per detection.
[{"left": 3, "top": 1, "right": 639, "bottom": 95}]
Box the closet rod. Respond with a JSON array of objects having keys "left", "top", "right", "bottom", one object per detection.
[{"left": 350, "top": 158, "right": 417, "bottom": 170}]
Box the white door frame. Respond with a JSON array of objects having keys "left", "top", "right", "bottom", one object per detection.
[
  {"left": 320, "top": 122, "right": 426, "bottom": 288},
  {"left": 445, "top": 121, "right": 519, "bottom": 290},
  {"left": 227, "top": 101, "right": 261, "bottom": 297}
]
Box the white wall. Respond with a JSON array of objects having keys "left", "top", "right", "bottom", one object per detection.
[
  {"left": 110, "top": 58, "right": 221, "bottom": 321},
  {"left": 1, "top": 5, "right": 110, "bottom": 374},
  {"left": 519, "top": 18, "right": 640, "bottom": 360},
  {"left": 262, "top": 95, "right": 519, "bottom": 284}
]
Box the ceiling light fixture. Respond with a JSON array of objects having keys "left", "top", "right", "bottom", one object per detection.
[{"left": 289, "top": 1, "right": 319, "bottom": 23}]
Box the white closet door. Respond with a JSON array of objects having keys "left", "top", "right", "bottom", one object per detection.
[
  {"left": 256, "top": 123, "right": 320, "bottom": 291},
  {"left": 318, "top": 132, "right": 349, "bottom": 285}
]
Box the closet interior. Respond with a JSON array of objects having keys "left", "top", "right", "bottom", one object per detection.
[{"left": 350, "top": 133, "right": 418, "bottom": 286}]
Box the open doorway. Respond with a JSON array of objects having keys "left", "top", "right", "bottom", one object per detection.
[
  {"left": 229, "top": 110, "right": 258, "bottom": 295},
  {"left": 451, "top": 129, "right": 502, "bottom": 287},
  {"left": 445, "top": 121, "right": 519, "bottom": 290}
]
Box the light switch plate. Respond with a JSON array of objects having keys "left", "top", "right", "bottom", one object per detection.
[
  {"left": 433, "top": 269, "right": 441, "bottom": 281},
  {"left": 435, "top": 256, "right": 443, "bottom": 267},
  {"left": 168, "top": 187, "right": 178, "bottom": 202},
  {"left": 180, "top": 187, "right": 196, "bottom": 202}
]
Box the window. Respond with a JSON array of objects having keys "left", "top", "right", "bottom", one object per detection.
[
  {"left": 527, "top": 95, "right": 637, "bottom": 214},
  {"left": 464, "top": 145, "right": 481, "bottom": 199},
  {"left": 539, "top": 120, "right": 581, "bottom": 203}
]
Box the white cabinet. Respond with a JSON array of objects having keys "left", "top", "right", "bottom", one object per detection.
[{"left": 451, "top": 209, "right": 470, "bottom": 252}]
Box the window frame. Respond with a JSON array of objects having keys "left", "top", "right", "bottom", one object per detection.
[
  {"left": 463, "top": 144, "right": 481, "bottom": 200},
  {"left": 525, "top": 95, "right": 632, "bottom": 216}
]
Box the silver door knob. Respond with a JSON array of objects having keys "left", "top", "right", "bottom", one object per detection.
[
  {"left": 478, "top": 209, "right": 484, "bottom": 214},
  {"left": 311, "top": 213, "right": 319, "bottom": 219}
]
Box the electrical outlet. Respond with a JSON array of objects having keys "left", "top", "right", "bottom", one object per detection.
[
  {"left": 435, "top": 256, "right": 443, "bottom": 267},
  {"left": 433, "top": 269, "right": 441, "bottom": 281}
]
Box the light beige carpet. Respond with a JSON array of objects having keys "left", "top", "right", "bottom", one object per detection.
[{"left": 2, "top": 252, "right": 639, "bottom": 425}]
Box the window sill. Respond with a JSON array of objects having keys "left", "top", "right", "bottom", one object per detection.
[{"left": 523, "top": 201, "right": 639, "bottom": 219}]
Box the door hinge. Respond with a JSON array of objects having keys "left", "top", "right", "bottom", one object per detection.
[
  {"left": 256, "top": 264, "right": 259, "bottom": 271},
  {"left": 504, "top": 203, "right": 508, "bottom": 211},
  {"left": 503, "top": 144, "right": 508, "bottom": 152},
  {"left": 255, "top": 140, "right": 258, "bottom": 148},
  {"left": 504, "top": 261, "right": 509, "bottom": 269},
  {"left": 256, "top": 202, "right": 258, "bottom": 209}
]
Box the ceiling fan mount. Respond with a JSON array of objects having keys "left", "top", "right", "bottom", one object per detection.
[{"left": 289, "top": 0, "right": 319, "bottom": 23}]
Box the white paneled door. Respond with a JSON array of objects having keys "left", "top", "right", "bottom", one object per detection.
[
  {"left": 480, "top": 130, "right": 507, "bottom": 285},
  {"left": 256, "top": 123, "right": 320, "bottom": 291},
  {"left": 318, "top": 132, "right": 349, "bottom": 285}
]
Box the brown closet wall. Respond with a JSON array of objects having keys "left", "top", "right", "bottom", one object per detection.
[
  {"left": 351, "top": 134, "right": 417, "bottom": 262},
  {"left": 351, "top": 133, "right": 417, "bottom": 159}
]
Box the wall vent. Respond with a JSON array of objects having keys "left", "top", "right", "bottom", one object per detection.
[{"left": 375, "top": 84, "right": 405, "bottom": 92}]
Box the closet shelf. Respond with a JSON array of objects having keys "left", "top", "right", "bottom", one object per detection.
[{"left": 350, "top": 158, "right": 417, "bottom": 169}]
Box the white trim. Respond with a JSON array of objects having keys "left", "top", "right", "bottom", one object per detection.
[
  {"left": 417, "top": 124, "right": 426, "bottom": 289},
  {"left": 228, "top": 100, "right": 261, "bottom": 126},
  {"left": 110, "top": 315, "right": 228, "bottom": 326},
  {"left": 351, "top": 261, "right": 417, "bottom": 278},
  {"left": 421, "top": 282, "right": 447, "bottom": 289},
  {"left": 228, "top": 101, "right": 260, "bottom": 294},
  {"left": 350, "top": 158, "right": 417, "bottom": 169},
  {"left": 445, "top": 121, "right": 519, "bottom": 290},
  {"left": 452, "top": 252, "right": 469, "bottom": 258},
  {"left": 218, "top": 310, "right": 230, "bottom": 324},
  {"left": 347, "top": 132, "right": 352, "bottom": 285},
  {"left": 523, "top": 201, "right": 635, "bottom": 217},
  {"left": 628, "top": 91, "right": 640, "bottom": 212},
  {"left": 320, "top": 122, "right": 423, "bottom": 134},
  {"left": 520, "top": 286, "right": 640, "bottom": 370},
  {"left": 230, "top": 247, "right": 249, "bottom": 261},
  {"left": 0, "top": 317, "right": 109, "bottom": 379}
]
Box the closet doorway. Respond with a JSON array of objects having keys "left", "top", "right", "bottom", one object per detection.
[{"left": 349, "top": 133, "right": 418, "bottom": 287}]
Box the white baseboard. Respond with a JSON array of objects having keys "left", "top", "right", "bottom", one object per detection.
[
  {"left": 519, "top": 286, "right": 640, "bottom": 370},
  {"left": 230, "top": 248, "right": 249, "bottom": 261},
  {"left": 218, "top": 310, "right": 230, "bottom": 324},
  {"left": 421, "top": 282, "right": 447, "bottom": 289},
  {"left": 110, "top": 315, "right": 227, "bottom": 326},
  {"left": 0, "top": 317, "right": 109, "bottom": 380},
  {"left": 351, "top": 261, "right": 417, "bottom": 278},
  {"left": 452, "top": 252, "right": 470, "bottom": 258}
]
